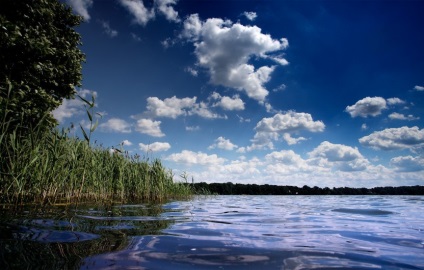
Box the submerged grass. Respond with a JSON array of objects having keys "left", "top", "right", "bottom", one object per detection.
[{"left": 0, "top": 90, "right": 192, "bottom": 205}]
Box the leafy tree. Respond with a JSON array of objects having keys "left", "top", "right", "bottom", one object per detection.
[{"left": 0, "top": 0, "right": 85, "bottom": 131}]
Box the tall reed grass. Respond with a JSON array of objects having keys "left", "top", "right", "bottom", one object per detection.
[{"left": 0, "top": 88, "right": 192, "bottom": 205}]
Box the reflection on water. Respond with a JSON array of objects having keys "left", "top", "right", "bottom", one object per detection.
[
  {"left": 1, "top": 196, "right": 424, "bottom": 269},
  {"left": 0, "top": 203, "right": 175, "bottom": 269}
]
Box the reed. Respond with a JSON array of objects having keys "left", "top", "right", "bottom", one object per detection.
[{"left": 0, "top": 90, "right": 192, "bottom": 205}]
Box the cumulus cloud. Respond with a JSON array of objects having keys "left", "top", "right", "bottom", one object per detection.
[
  {"left": 99, "top": 118, "right": 131, "bottom": 133},
  {"left": 308, "top": 141, "right": 370, "bottom": 172},
  {"left": 189, "top": 101, "right": 227, "bottom": 119},
  {"left": 139, "top": 142, "right": 171, "bottom": 152},
  {"left": 119, "top": 0, "right": 179, "bottom": 26},
  {"left": 220, "top": 159, "right": 262, "bottom": 175},
  {"left": 345, "top": 97, "right": 387, "bottom": 118},
  {"left": 135, "top": 119, "right": 165, "bottom": 137},
  {"left": 122, "top": 140, "right": 133, "bottom": 146},
  {"left": 414, "top": 85, "right": 424, "bottom": 91},
  {"left": 119, "top": 0, "right": 155, "bottom": 26},
  {"left": 143, "top": 96, "right": 225, "bottom": 119},
  {"left": 309, "top": 141, "right": 363, "bottom": 162},
  {"left": 181, "top": 14, "right": 289, "bottom": 103},
  {"left": 155, "top": 0, "right": 180, "bottom": 22},
  {"left": 386, "top": 97, "right": 405, "bottom": 105},
  {"left": 99, "top": 21, "right": 118, "bottom": 37},
  {"left": 361, "top": 123, "right": 368, "bottom": 130},
  {"left": 168, "top": 147, "right": 423, "bottom": 187},
  {"left": 66, "top": 0, "right": 93, "bottom": 21},
  {"left": 266, "top": 150, "right": 307, "bottom": 166},
  {"left": 249, "top": 111, "right": 325, "bottom": 150},
  {"left": 211, "top": 92, "right": 245, "bottom": 111},
  {"left": 145, "top": 96, "right": 197, "bottom": 119},
  {"left": 242, "top": 11, "right": 257, "bottom": 21},
  {"left": 208, "top": 137, "right": 238, "bottom": 150},
  {"left": 52, "top": 99, "right": 82, "bottom": 123},
  {"left": 359, "top": 126, "right": 424, "bottom": 151},
  {"left": 265, "top": 150, "right": 317, "bottom": 175},
  {"left": 166, "top": 150, "right": 226, "bottom": 166},
  {"left": 52, "top": 89, "right": 97, "bottom": 123},
  {"left": 282, "top": 133, "right": 306, "bottom": 145},
  {"left": 388, "top": 112, "right": 419, "bottom": 121},
  {"left": 390, "top": 155, "right": 424, "bottom": 172}
]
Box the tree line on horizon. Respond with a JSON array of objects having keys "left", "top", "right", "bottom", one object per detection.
[{"left": 190, "top": 182, "right": 424, "bottom": 195}]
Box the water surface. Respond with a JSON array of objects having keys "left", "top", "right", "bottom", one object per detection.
[{"left": 1, "top": 195, "right": 423, "bottom": 269}]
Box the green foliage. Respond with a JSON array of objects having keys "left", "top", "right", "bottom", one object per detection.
[
  {"left": 0, "top": 0, "right": 191, "bottom": 205},
  {"left": 0, "top": 119, "right": 192, "bottom": 204},
  {"left": 0, "top": 87, "right": 192, "bottom": 205},
  {"left": 0, "top": 0, "right": 85, "bottom": 131}
]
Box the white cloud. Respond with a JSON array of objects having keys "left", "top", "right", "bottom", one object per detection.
[
  {"left": 264, "top": 102, "right": 277, "bottom": 113},
  {"left": 186, "top": 125, "right": 200, "bottom": 131},
  {"left": 135, "top": 119, "right": 165, "bottom": 137},
  {"left": 309, "top": 141, "right": 363, "bottom": 162},
  {"left": 52, "top": 89, "right": 97, "bottom": 123},
  {"left": 282, "top": 133, "right": 306, "bottom": 145},
  {"left": 390, "top": 156, "right": 424, "bottom": 172},
  {"left": 122, "top": 140, "right": 133, "bottom": 146},
  {"left": 67, "top": 0, "right": 93, "bottom": 21},
  {"left": 236, "top": 147, "right": 246, "bottom": 153},
  {"left": 155, "top": 0, "right": 180, "bottom": 22},
  {"left": 144, "top": 96, "right": 225, "bottom": 119},
  {"left": 145, "top": 96, "right": 197, "bottom": 119},
  {"left": 211, "top": 92, "right": 245, "bottom": 111},
  {"left": 52, "top": 99, "right": 82, "bottom": 123},
  {"left": 386, "top": 97, "right": 405, "bottom": 105},
  {"left": 361, "top": 123, "right": 368, "bottom": 130},
  {"left": 119, "top": 0, "right": 180, "bottom": 26},
  {"left": 220, "top": 158, "right": 262, "bottom": 175},
  {"left": 182, "top": 14, "right": 289, "bottom": 103},
  {"left": 166, "top": 150, "right": 226, "bottom": 166},
  {"left": 139, "top": 142, "right": 171, "bottom": 152},
  {"left": 170, "top": 149, "right": 423, "bottom": 188},
  {"left": 181, "top": 13, "right": 202, "bottom": 40},
  {"left": 119, "top": 0, "right": 155, "bottom": 26},
  {"left": 99, "top": 118, "right": 131, "bottom": 133},
  {"left": 359, "top": 126, "right": 424, "bottom": 151},
  {"left": 345, "top": 97, "right": 387, "bottom": 118},
  {"left": 208, "top": 136, "right": 238, "bottom": 150},
  {"left": 266, "top": 150, "right": 309, "bottom": 169},
  {"left": 414, "top": 85, "right": 424, "bottom": 91},
  {"left": 99, "top": 21, "right": 118, "bottom": 37},
  {"left": 242, "top": 11, "right": 257, "bottom": 21},
  {"left": 236, "top": 115, "right": 251, "bottom": 123},
  {"left": 388, "top": 112, "right": 419, "bottom": 121},
  {"left": 264, "top": 150, "right": 329, "bottom": 177},
  {"left": 273, "top": 84, "right": 286, "bottom": 92},
  {"left": 189, "top": 102, "right": 227, "bottom": 119},
  {"left": 308, "top": 141, "right": 370, "bottom": 172},
  {"left": 185, "top": 67, "right": 198, "bottom": 76},
  {"left": 250, "top": 111, "right": 325, "bottom": 149}
]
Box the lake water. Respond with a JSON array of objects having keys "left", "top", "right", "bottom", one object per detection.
[{"left": 1, "top": 195, "right": 423, "bottom": 269}]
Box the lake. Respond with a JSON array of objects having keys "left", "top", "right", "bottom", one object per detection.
[{"left": 1, "top": 195, "right": 423, "bottom": 269}]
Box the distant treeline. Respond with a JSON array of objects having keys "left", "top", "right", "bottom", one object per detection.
[{"left": 191, "top": 182, "right": 424, "bottom": 195}]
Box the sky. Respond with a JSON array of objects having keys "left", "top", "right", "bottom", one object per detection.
[{"left": 54, "top": 0, "right": 424, "bottom": 188}]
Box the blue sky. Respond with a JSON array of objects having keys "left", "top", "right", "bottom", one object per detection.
[{"left": 54, "top": 0, "right": 424, "bottom": 188}]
